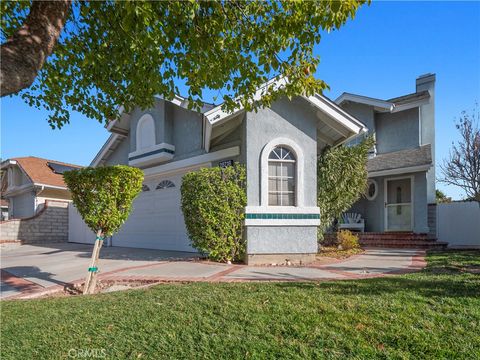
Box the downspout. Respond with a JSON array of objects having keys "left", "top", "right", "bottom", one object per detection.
[{"left": 34, "top": 185, "right": 45, "bottom": 214}]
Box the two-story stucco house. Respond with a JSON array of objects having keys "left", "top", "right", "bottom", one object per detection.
[
  {"left": 337, "top": 74, "right": 436, "bottom": 236},
  {"left": 91, "top": 79, "right": 366, "bottom": 264}
]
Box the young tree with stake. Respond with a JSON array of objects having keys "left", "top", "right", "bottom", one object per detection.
[{"left": 63, "top": 166, "right": 143, "bottom": 294}]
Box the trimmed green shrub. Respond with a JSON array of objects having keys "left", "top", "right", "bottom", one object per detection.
[
  {"left": 64, "top": 165, "right": 144, "bottom": 236},
  {"left": 63, "top": 165, "right": 143, "bottom": 294},
  {"left": 181, "top": 164, "right": 246, "bottom": 262},
  {"left": 317, "top": 136, "right": 374, "bottom": 239}
]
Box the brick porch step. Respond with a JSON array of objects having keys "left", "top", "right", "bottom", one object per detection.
[
  {"left": 359, "top": 239, "right": 448, "bottom": 249},
  {"left": 0, "top": 239, "right": 22, "bottom": 245},
  {"left": 359, "top": 232, "right": 430, "bottom": 240},
  {"left": 357, "top": 232, "right": 448, "bottom": 249}
]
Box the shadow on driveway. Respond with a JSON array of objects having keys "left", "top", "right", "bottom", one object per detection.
[{"left": 6, "top": 242, "right": 201, "bottom": 262}]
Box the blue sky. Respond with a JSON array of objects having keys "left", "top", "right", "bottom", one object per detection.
[{"left": 1, "top": 1, "right": 479, "bottom": 200}]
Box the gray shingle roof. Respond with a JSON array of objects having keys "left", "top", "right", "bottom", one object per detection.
[
  {"left": 388, "top": 90, "right": 430, "bottom": 106},
  {"left": 367, "top": 144, "right": 432, "bottom": 173}
]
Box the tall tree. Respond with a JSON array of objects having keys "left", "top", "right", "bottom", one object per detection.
[
  {"left": 440, "top": 105, "right": 480, "bottom": 201},
  {"left": 1, "top": 0, "right": 366, "bottom": 128},
  {"left": 317, "top": 136, "right": 375, "bottom": 237}
]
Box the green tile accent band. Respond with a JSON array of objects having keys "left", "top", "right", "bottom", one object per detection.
[
  {"left": 88, "top": 267, "right": 98, "bottom": 272},
  {"left": 245, "top": 213, "right": 320, "bottom": 220}
]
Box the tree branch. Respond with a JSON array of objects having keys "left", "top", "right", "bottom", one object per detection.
[{"left": 0, "top": 0, "right": 71, "bottom": 96}]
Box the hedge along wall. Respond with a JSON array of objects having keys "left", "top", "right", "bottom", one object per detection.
[{"left": 180, "top": 164, "right": 246, "bottom": 262}]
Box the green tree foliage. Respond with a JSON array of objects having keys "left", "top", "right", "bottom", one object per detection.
[
  {"left": 63, "top": 165, "right": 143, "bottom": 294},
  {"left": 63, "top": 166, "right": 144, "bottom": 236},
  {"left": 1, "top": 0, "right": 367, "bottom": 128},
  {"left": 181, "top": 164, "right": 246, "bottom": 262},
  {"left": 436, "top": 189, "right": 452, "bottom": 204},
  {"left": 317, "top": 136, "right": 374, "bottom": 236}
]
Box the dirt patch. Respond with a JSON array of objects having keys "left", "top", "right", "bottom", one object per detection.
[
  {"left": 317, "top": 247, "right": 364, "bottom": 259},
  {"left": 32, "top": 280, "right": 164, "bottom": 299}
]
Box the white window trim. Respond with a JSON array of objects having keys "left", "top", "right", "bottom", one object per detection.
[
  {"left": 129, "top": 142, "right": 175, "bottom": 159},
  {"left": 261, "top": 137, "right": 304, "bottom": 207},
  {"left": 136, "top": 114, "right": 156, "bottom": 151},
  {"left": 366, "top": 179, "right": 378, "bottom": 201},
  {"left": 143, "top": 146, "right": 239, "bottom": 178}
]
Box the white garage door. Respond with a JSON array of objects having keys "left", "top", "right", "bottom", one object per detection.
[{"left": 112, "top": 173, "right": 194, "bottom": 252}]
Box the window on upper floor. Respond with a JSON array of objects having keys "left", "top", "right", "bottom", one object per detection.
[
  {"left": 268, "top": 146, "right": 296, "bottom": 206},
  {"left": 136, "top": 114, "right": 156, "bottom": 151}
]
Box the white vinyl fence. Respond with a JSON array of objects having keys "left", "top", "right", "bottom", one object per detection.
[
  {"left": 68, "top": 204, "right": 97, "bottom": 245},
  {"left": 437, "top": 201, "right": 480, "bottom": 248}
]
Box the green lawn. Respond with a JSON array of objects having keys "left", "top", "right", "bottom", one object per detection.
[{"left": 2, "top": 250, "right": 479, "bottom": 359}]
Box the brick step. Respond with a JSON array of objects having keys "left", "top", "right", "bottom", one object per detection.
[
  {"left": 357, "top": 232, "right": 428, "bottom": 240},
  {"left": 359, "top": 236, "right": 436, "bottom": 241},
  {"left": 0, "top": 239, "right": 22, "bottom": 244},
  {"left": 360, "top": 240, "right": 448, "bottom": 249},
  {"left": 360, "top": 239, "right": 441, "bottom": 245}
]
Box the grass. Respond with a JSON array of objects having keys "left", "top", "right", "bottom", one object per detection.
[{"left": 2, "top": 250, "right": 479, "bottom": 359}]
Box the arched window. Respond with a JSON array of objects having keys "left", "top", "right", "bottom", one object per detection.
[
  {"left": 136, "top": 114, "right": 156, "bottom": 151},
  {"left": 156, "top": 180, "right": 175, "bottom": 190},
  {"left": 268, "top": 146, "right": 296, "bottom": 206}
]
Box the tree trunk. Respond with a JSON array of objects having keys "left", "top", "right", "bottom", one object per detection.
[
  {"left": 83, "top": 230, "right": 104, "bottom": 295},
  {"left": 0, "top": 0, "right": 71, "bottom": 97}
]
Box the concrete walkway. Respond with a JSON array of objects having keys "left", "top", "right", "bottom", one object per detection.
[{"left": 1, "top": 243, "right": 425, "bottom": 299}]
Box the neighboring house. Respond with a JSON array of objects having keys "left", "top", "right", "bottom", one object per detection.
[
  {"left": 90, "top": 79, "right": 366, "bottom": 264},
  {"left": 0, "top": 199, "right": 8, "bottom": 221},
  {"left": 336, "top": 74, "right": 436, "bottom": 235},
  {"left": 1, "top": 157, "right": 81, "bottom": 219},
  {"left": 1, "top": 174, "right": 9, "bottom": 220}
]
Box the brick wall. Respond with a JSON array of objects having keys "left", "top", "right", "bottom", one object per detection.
[{"left": 0, "top": 200, "right": 68, "bottom": 243}]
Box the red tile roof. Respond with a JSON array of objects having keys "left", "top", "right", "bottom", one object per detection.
[{"left": 12, "top": 156, "right": 82, "bottom": 188}]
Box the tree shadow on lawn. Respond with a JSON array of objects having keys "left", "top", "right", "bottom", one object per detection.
[
  {"left": 272, "top": 260, "right": 480, "bottom": 300},
  {"left": 425, "top": 249, "right": 480, "bottom": 273}
]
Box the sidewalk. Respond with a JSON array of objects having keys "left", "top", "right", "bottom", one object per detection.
[{"left": 1, "top": 244, "right": 425, "bottom": 299}]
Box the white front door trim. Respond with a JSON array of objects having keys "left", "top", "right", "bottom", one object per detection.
[{"left": 383, "top": 175, "right": 415, "bottom": 232}]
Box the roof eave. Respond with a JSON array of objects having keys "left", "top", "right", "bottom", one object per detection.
[
  {"left": 368, "top": 163, "right": 432, "bottom": 178},
  {"left": 335, "top": 93, "right": 393, "bottom": 112}
]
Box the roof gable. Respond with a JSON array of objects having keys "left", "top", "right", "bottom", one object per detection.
[
  {"left": 9, "top": 157, "right": 82, "bottom": 188},
  {"left": 335, "top": 90, "right": 430, "bottom": 114}
]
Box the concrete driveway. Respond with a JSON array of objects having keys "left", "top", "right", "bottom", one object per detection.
[
  {"left": 1, "top": 243, "right": 198, "bottom": 298},
  {"left": 1, "top": 243, "right": 425, "bottom": 299}
]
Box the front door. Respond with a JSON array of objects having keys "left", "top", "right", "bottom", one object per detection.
[{"left": 385, "top": 177, "right": 413, "bottom": 231}]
